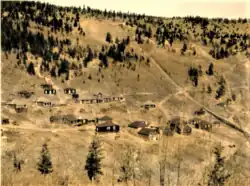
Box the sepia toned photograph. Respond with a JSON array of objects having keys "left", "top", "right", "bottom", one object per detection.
[{"left": 1, "top": 0, "right": 250, "bottom": 185}]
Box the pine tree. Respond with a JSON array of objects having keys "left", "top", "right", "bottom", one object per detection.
[
  {"left": 106, "top": 32, "right": 112, "bottom": 43},
  {"left": 37, "top": 143, "right": 53, "bottom": 175},
  {"left": 13, "top": 152, "right": 24, "bottom": 172},
  {"left": 85, "top": 135, "right": 103, "bottom": 182},
  {"left": 208, "top": 145, "right": 230, "bottom": 186},
  {"left": 27, "top": 62, "right": 36, "bottom": 75},
  {"left": 207, "top": 63, "right": 214, "bottom": 76},
  {"left": 207, "top": 85, "right": 212, "bottom": 94}
]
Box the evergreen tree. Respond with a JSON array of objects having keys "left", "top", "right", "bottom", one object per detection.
[
  {"left": 37, "top": 143, "right": 53, "bottom": 175},
  {"left": 106, "top": 32, "right": 112, "bottom": 43},
  {"left": 85, "top": 135, "right": 103, "bottom": 182},
  {"left": 13, "top": 152, "right": 24, "bottom": 172},
  {"left": 207, "top": 63, "right": 214, "bottom": 76},
  {"left": 215, "top": 84, "right": 225, "bottom": 99},
  {"left": 207, "top": 85, "right": 212, "bottom": 94},
  {"left": 181, "top": 42, "right": 187, "bottom": 55},
  {"left": 27, "top": 62, "right": 36, "bottom": 75},
  {"left": 208, "top": 145, "right": 230, "bottom": 186}
]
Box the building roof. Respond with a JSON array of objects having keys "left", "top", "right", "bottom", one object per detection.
[
  {"left": 128, "top": 121, "right": 146, "bottom": 128},
  {"left": 99, "top": 115, "right": 113, "bottom": 121},
  {"left": 138, "top": 127, "right": 158, "bottom": 136},
  {"left": 64, "top": 88, "right": 76, "bottom": 91},
  {"left": 18, "top": 90, "right": 31, "bottom": 94}
]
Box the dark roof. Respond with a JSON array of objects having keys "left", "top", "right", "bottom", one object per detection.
[
  {"left": 64, "top": 88, "right": 76, "bottom": 90},
  {"left": 99, "top": 115, "right": 112, "bottom": 121},
  {"left": 128, "top": 121, "right": 146, "bottom": 128},
  {"left": 96, "top": 122, "right": 119, "bottom": 128},
  {"left": 138, "top": 128, "right": 158, "bottom": 136},
  {"left": 18, "top": 90, "right": 30, "bottom": 94}
]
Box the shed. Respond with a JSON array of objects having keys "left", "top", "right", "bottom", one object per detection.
[
  {"left": 37, "top": 101, "right": 52, "bottom": 107},
  {"left": 64, "top": 88, "right": 76, "bottom": 95},
  {"left": 44, "top": 89, "right": 56, "bottom": 95},
  {"left": 195, "top": 120, "right": 212, "bottom": 132},
  {"left": 169, "top": 117, "right": 181, "bottom": 131},
  {"left": 2, "top": 118, "right": 9, "bottom": 124},
  {"left": 128, "top": 121, "right": 147, "bottom": 129},
  {"left": 41, "top": 84, "right": 53, "bottom": 89},
  {"left": 18, "top": 90, "right": 34, "bottom": 99},
  {"left": 188, "top": 118, "right": 201, "bottom": 125},
  {"left": 72, "top": 93, "right": 79, "bottom": 99},
  {"left": 138, "top": 127, "right": 160, "bottom": 140},
  {"left": 176, "top": 124, "right": 192, "bottom": 135},
  {"left": 15, "top": 107, "right": 28, "bottom": 113},
  {"left": 93, "top": 92, "right": 103, "bottom": 98},
  {"left": 96, "top": 123, "right": 120, "bottom": 132}
]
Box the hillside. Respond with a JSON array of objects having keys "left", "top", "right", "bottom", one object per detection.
[{"left": 1, "top": 1, "right": 250, "bottom": 186}]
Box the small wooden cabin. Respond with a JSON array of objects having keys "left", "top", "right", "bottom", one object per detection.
[
  {"left": 96, "top": 123, "right": 120, "bottom": 133},
  {"left": 128, "top": 121, "right": 147, "bottom": 129},
  {"left": 72, "top": 93, "right": 79, "bottom": 99},
  {"left": 169, "top": 117, "right": 181, "bottom": 131},
  {"left": 93, "top": 92, "right": 103, "bottom": 98},
  {"left": 176, "top": 124, "right": 192, "bottom": 136},
  {"left": 44, "top": 89, "right": 56, "bottom": 95},
  {"left": 195, "top": 120, "right": 212, "bottom": 132},
  {"left": 141, "top": 104, "right": 156, "bottom": 110},
  {"left": 138, "top": 127, "right": 160, "bottom": 140},
  {"left": 41, "top": 84, "right": 53, "bottom": 89},
  {"left": 194, "top": 108, "right": 206, "bottom": 116},
  {"left": 37, "top": 101, "right": 52, "bottom": 107},
  {"left": 64, "top": 88, "right": 76, "bottom": 95},
  {"left": 188, "top": 118, "right": 201, "bottom": 125},
  {"left": 2, "top": 118, "right": 10, "bottom": 125},
  {"left": 15, "top": 105, "right": 28, "bottom": 113},
  {"left": 6, "top": 104, "right": 17, "bottom": 109},
  {"left": 18, "top": 90, "right": 34, "bottom": 99}
]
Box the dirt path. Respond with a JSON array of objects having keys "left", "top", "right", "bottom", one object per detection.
[
  {"left": 34, "top": 61, "right": 66, "bottom": 103},
  {"left": 1, "top": 124, "right": 81, "bottom": 133},
  {"left": 145, "top": 44, "right": 250, "bottom": 142}
]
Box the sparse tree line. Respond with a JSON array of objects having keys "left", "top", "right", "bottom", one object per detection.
[
  {"left": 187, "top": 62, "right": 230, "bottom": 101},
  {"left": 2, "top": 2, "right": 151, "bottom": 83},
  {"left": 9, "top": 134, "right": 231, "bottom": 186},
  {"left": 2, "top": 1, "right": 249, "bottom": 56}
]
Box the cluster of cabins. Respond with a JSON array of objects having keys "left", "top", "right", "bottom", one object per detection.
[
  {"left": 41, "top": 84, "right": 125, "bottom": 104},
  {"left": 48, "top": 112, "right": 213, "bottom": 141},
  {"left": 76, "top": 92, "right": 125, "bottom": 104},
  {"left": 128, "top": 117, "right": 213, "bottom": 140}
]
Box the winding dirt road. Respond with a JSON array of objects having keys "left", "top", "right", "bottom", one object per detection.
[{"left": 146, "top": 45, "right": 250, "bottom": 142}]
